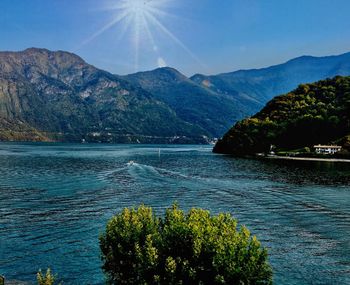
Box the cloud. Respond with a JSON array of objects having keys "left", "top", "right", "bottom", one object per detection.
[{"left": 157, "top": 57, "right": 167, "bottom": 67}]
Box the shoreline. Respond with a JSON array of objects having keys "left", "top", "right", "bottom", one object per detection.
[{"left": 264, "top": 155, "right": 350, "bottom": 163}]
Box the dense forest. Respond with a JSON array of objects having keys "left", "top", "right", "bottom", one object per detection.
[{"left": 214, "top": 76, "right": 350, "bottom": 155}]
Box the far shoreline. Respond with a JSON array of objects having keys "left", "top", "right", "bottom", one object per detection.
[{"left": 264, "top": 155, "right": 350, "bottom": 163}]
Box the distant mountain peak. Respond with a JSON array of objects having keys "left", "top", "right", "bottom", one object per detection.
[
  {"left": 0, "top": 47, "right": 210, "bottom": 143},
  {"left": 23, "top": 47, "right": 56, "bottom": 53},
  {"left": 127, "top": 66, "right": 189, "bottom": 84},
  {"left": 285, "top": 51, "right": 350, "bottom": 65},
  {"left": 0, "top": 48, "right": 88, "bottom": 70},
  {"left": 144, "top": 66, "right": 186, "bottom": 76},
  {"left": 23, "top": 47, "right": 84, "bottom": 58},
  {"left": 155, "top": 66, "right": 179, "bottom": 73},
  {"left": 0, "top": 48, "right": 97, "bottom": 87}
]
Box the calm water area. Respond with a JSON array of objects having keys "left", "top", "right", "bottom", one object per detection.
[{"left": 0, "top": 143, "right": 349, "bottom": 284}]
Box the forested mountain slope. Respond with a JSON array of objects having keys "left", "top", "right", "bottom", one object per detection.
[{"left": 214, "top": 76, "right": 350, "bottom": 155}]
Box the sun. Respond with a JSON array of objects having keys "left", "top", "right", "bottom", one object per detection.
[
  {"left": 123, "top": 0, "right": 150, "bottom": 14},
  {"left": 79, "top": 0, "right": 201, "bottom": 72}
]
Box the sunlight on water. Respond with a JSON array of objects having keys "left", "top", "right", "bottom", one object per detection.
[{"left": 0, "top": 143, "right": 349, "bottom": 284}]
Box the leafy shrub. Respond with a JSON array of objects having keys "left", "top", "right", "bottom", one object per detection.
[
  {"left": 37, "top": 268, "right": 58, "bottom": 285},
  {"left": 100, "top": 204, "right": 272, "bottom": 284}
]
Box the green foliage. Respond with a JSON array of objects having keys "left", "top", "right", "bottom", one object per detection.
[
  {"left": 214, "top": 76, "right": 350, "bottom": 154},
  {"left": 100, "top": 204, "right": 272, "bottom": 285},
  {"left": 37, "top": 268, "right": 58, "bottom": 285}
]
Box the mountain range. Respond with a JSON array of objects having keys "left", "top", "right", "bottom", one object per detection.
[
  {"left": 0, "top": 48, "right": 207, "bottom": 143},
  {"left": 191, "top": 52, "right": 350, "bottom": 110},
  {"left": 123, "top": 68, "right": 251, "bottom": 137},
  {"left": 0, "top": 48, "right": 350, "bottom": 143}
]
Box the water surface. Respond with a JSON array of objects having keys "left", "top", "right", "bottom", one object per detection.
[{"left": 0, "top": 143, "right": 349, "bottom": 284}]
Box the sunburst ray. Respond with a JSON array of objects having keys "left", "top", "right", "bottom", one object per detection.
[{"left": 78, "top": 0, "right": 202, "bottom": 71}]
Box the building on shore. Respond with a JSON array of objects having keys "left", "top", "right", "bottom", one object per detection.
[{"left": 313, "top": 145, "right": 342, "bottom": 155}]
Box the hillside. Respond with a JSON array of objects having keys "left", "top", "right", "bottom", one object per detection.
[
  {"left": 1, "top": 48, "right": 350, "bottom": 144},
  {"left": 214, "top": 76, "right": 350, "bottom": 155},
  {"left": 191, "top": 52, "right": 350, "bottom": 112},
  {"left": 123, "top": 67, "right": 252, "bottom": 137},
  {"left": 0, "top": 48, "right": 209, "bottom": 143},
  {"left": 125, "top": 52, "right": 350, "bottom": 138}
]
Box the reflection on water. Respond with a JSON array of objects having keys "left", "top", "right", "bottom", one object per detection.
[{"left": 0, "top": 143, "right": 349, "bottom": 284}]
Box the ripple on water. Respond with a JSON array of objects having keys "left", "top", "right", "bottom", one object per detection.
[{"left": 0, "top": 143, "right": 349, "bottom": 285}]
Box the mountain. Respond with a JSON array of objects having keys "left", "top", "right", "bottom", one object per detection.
[
  {"left": 1, "top": 48, "right": 350, "bottom": 144},
  {"left": 191, "top": 52, "right": 350, "bottom": 113},
  {"left": 0, "top": 48, "right": 209, "bottom": 143},
  {"left": 123, "top": 67, "right": 253, "bottom": 137},
  {"left": 213, "top": 76, "right": 350, "bottom": 155},
  {"left": 124, "top": 52, "right": 350, "bottom": 138}
]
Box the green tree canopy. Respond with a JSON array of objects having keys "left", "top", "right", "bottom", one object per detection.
[
  {"left": 100, "top": 204, "right": 272, "bottom": 284},
  {"left": 214, "top": 76, "right": 350, "bottom": 155}
]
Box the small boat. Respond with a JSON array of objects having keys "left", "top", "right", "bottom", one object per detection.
[{"left": 127, "top": 160, "right": 135, "bottom": 166}]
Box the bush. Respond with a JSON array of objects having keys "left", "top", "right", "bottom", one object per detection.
[
  {"left": 37, "top": 268, "right": 58, "bottom": 285},
  {"left": 100, "top": 205, "right": 273, "bottom": 284}
]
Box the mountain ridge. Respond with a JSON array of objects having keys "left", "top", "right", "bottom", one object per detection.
[
  {"left": 192, "top": 51, "right": 350, "bottom": 77},
  {"left": 123, "top": 67, "right": 249, "bottom": 137},
  {"left": 1, "top": 48, "right": 350, "bottom": 143},
  {"left": 190, "top": 51, "right": 350, "bottom": 110},
  {"left": 0, "top": 48, "right": 210, "bottom": 143}
]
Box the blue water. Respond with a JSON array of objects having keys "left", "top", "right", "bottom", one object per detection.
[{"left": 0, "top": 143, "right": 349, "bottom": 284}]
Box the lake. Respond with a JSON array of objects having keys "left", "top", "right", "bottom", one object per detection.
[{"left": 0, "top": 143, "right": 349, "bottom": 284}]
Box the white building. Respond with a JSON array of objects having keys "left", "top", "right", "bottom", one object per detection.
[{"left": 314, "top": 145, "right": 342, "bottom": 155}]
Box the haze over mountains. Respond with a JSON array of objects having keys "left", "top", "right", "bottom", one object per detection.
[
  {"left": 191, "top": 52, "right": 350, "bottom": 110},
  {"left": 0, "top": 48, "right": 350, "bottom": 143}
]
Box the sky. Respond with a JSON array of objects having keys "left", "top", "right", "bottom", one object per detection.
[{"left": 1, "top": 0, "right": 350, "bottom": 76}]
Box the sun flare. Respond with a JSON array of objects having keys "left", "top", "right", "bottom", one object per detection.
[
  {"left": 123, "top": 0, "right": 150, "bottom": 15},
  {"left": 79, "top": 0, "right": 201, "bottom": 71}
]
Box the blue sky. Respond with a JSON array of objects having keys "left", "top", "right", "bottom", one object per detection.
[{"left": 1, "top": 0, "right": 349, "bottom": 76}]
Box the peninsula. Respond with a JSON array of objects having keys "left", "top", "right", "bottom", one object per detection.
[{"left": 214, "top": 76, "right": 350, "bottom": 160}]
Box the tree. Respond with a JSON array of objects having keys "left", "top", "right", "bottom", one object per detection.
[{"left": 100, "top": 204, "right": 273, "bottom": 284}]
